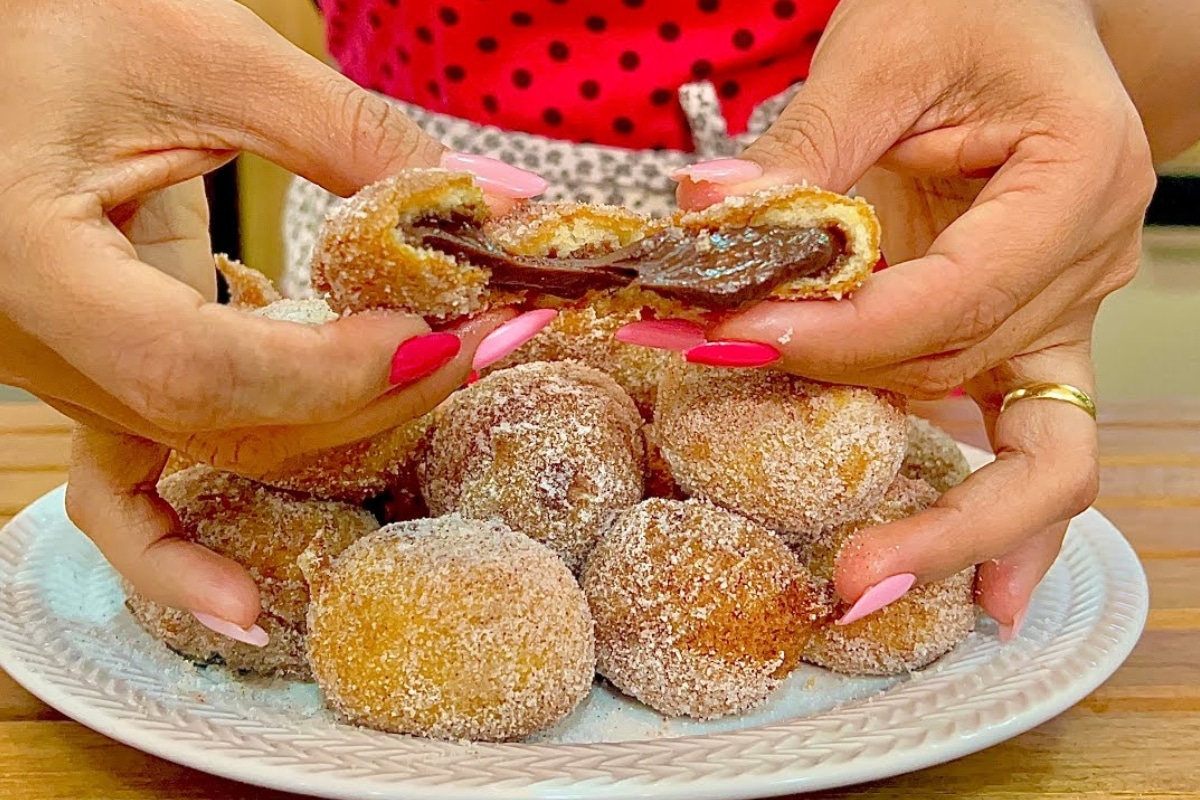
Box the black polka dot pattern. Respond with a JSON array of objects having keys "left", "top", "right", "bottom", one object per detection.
[{"left": 334, "top": 0, "right": 837, "bottom": 153}]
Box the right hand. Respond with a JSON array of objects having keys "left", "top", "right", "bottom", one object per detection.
[{"left": 0, "top": 0, "right": 544, "bottom": 636}]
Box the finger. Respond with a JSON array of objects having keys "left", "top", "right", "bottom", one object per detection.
[
  {"left": 12, "top": 216, "right": 441, "bottom": 432},
  {"left": 178, "top": 310, "right": 514, "bottom": 473},
  {"left": 708, "top": 137, "right": 1117, "bottom": 379},
  {"left": 65, "top": 426, "right": 262, "bottom": 631},
  {"left": 834, "top": 345, "right": 1098, "bottom": 606},
  {"left": 976, "top": 522, "right": 1068, "bottom": 638},
  {"left": 114, "top": 178, "right": 217, "bottom": 302}
]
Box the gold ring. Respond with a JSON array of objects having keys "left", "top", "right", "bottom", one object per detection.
[{"left": 1000, "top": 383, "right": 1097, "bottom": 420}]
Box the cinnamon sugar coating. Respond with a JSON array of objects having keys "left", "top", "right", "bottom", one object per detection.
[
  {"left": 303, "top": 515, "right": 595, "bottom": 742},
  {"left": 124, "top": 466, "right": 377, "bottom": 678},
  {"left": 900, "top": 415, "right": 972, "bottom": 494},
  {"left": 582, "top": 498, "right": 830, "bottom": 720},
  {"left": 420, "top": 361, "right": 645, "bottom": 572},
  {"left": 654, "top": 361, "right": 908, "bottom": 541}
]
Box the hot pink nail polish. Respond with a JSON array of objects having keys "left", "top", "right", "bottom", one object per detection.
[
  {"left": 836, "top": 573, "right": 917, "bottom": 626},
  {"left": 685, "top": 340, "right": 781, "bottom": 368},
  {"left": 998, "top": 606, "right": 1028, "bottom": 643},
  {"left": 192, "top": 612, "right": 270, "bottom": 647},
  {"left": 440, "top": 152, "right": 549, "bottom": 198},
  {"left": 390, "top": 332, "right": 462, "bottom": 386},
  {"left": 473, "top": 309, "right": 558, "bottom": 370},
  {"left": 616, "top": 319, "right": 707, "bottom": 351},
  {"left": 670, "top": 158, "right": 764, "bottom": 185}
]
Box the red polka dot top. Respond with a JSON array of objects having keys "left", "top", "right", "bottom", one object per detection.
[{"left": 322, "top": 0, "right": 839, "bottom": 152}]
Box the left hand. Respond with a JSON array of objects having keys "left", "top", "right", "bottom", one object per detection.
[{"left": 650, "top": 0, "right": 1152, "bottom": 632}]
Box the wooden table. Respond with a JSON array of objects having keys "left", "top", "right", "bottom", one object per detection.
[{"left": 1, "top": 398, "right": 1198, "bottom": 799}]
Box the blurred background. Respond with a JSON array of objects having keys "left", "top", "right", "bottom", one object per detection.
[{"left": 7, "top": 1, "right": 1196, "bottom": 403}]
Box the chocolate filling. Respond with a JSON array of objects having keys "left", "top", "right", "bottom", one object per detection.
[{"left": 411, "top": 216, "right": 846, "bottom": 309}]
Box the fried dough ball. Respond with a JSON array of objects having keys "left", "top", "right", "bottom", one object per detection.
[
  {"left": 124, "top": 466, "right": 377, "bottom": 678},
  {"left": 311, "top": 170, "right": 500, "bottom": 320},
  {"left": 798, "top": 476, "right": 977, "bottom": 676},
  {"left": 302, "top": 515, "right": 595, "bottom": 742},
  {"left": 164, "top": 298, "right": 434, "bottom": 503},
  {"left": 581, "top": 498, "right": 830, "bottom": 720},
  {"left": 421, "top": 361, "right": 645, "bottom": 572},
  {"left": 900, "top": 415, "right": 972, "bottom": 494},
  {"left": 654, "top": 361, "right": 908, "bottom": 540}
]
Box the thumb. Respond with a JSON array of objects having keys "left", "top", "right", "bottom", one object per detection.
[
  {"left": 65, "top": 426, "right": 263, "bottom": 631},
  {"left": 175, "top": 3, "right": 546, "bottom": 199},
  {"left": 675, "top": 44, "right": 919, "bottom": 209}
]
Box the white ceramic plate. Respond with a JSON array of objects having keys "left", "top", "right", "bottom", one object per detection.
[{"left": 0, "top": 446, "right": 1148, "bottom": 800}]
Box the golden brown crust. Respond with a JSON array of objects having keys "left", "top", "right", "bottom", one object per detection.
[
  {"left": 304, "top": 515, "right": 595, "bottom": 741},
  {"left": 677, "top": 184, "right": 881, "bottom": 301},
  {"left": 654, "top": 360, "right": 908, "bottom": 541},
  {"left": 124, "top": 466, "right": 377, "bottom": 678},
  {"left": 215, "top": 254, "right": 281, "bottom": 310},
  {"left": 420, "top": 361, "right": 645, "bottom": 572},
  {"left": 311, "top": 170, "right": 497, "bottom": 320},
  {"left": 582, "top": 498, "right": 831, "bottom": 720}
]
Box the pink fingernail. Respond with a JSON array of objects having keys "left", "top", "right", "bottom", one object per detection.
[
  {"left": 670, "top": 158, "right": 764, "bottom": 185},
  {"left": 192, "top": 612, "right": 270, "bottom": 647},
  {"left": 836, "top": 573, "right": 916, "bottom": 626},
  {"left": 998, "top": 606, "right": 1028, "bottom": 643},
  {"left": 390, "top": 332, "right": 462, "bottom": 386},
  {"left": 616, "top": 319, "right": 707, "bottom": 351},
  {"left": 684, "top": 340, "right": 781, "bottom": 368},
  {"left": 440, "top": 152, "right": 549, "bottom": 198},
  {"left": 472, "top": 309, "right": 558, "bottom": 370}
]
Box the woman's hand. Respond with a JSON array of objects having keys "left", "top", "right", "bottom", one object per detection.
[
  {"left": 653, "top": 0, "right": 1154, "bottom": 632},
  {"left": 0, "top": 0, "right": 545, "bottom": 638}
]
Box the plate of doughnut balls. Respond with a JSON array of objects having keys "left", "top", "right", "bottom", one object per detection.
[{"left": 128, "top": 169, "right": 980, "bottom": 744}]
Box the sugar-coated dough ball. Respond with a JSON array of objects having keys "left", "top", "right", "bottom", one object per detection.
[
  {"left": 421, "top": 361, "right": 645, "bottom": 572},
  {"left": 582, "top": 498, "right": 830, "bottom": 720},
  {"left": 304, "top": 515, "right": 596, "bottom": 742},
  {"left": 125, "top": 466, "right": 378, "bottom": 678},
  {"left": 654, "top": 361, "right": 907, "bottom": 539}
]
